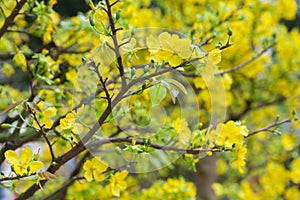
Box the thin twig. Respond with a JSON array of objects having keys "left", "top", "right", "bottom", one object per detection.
[
  {"left": 105, "top": 0, "right": 126, "bottom": 88},
  {"left": 28, "top": 107, "right": 55, "bottom": 160},
  {"left": 0, "top": 173, "right": 36, "bottom": 182},
  {"left": 87, "top": 137, "right": 232, "bottom": 154},
  {"left": 216, "top": 43, "right": 275, "bottom": 76},
  {"left": 246, "top": 118, "right": 291, "bottom": 138},
  {"left": 0, "top": 0, "right": 27, "bottom": 38}
]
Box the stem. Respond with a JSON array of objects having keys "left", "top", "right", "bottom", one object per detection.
[
  {"left": 105, "top": 0, "right": 126, "bottom": 88},
  {"left": 246, "top": 118, "right": 291, "bottom": 138},
  {"left": 87, "top": 137, "right": 232, "bottom": 154},
  {"left": 216, "top": 43, "right": 275, "bottom": 76},
  {"left": 0, "top": 0, "right": 27, "bottom": 38},
  {"left": 28, "top": 107, "right": 55, "bottom": 160},
  {"left": 0, "top": 173, "right": 36, "bottom": 182}
]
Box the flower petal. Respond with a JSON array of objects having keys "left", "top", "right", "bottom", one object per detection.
[
  {"left": 28, "top": 161, "right": 44, "bottom": 173},
  {"left": 20, "top": 146, "right": 32, "bottom": 165},
  {"left": 4, "top": 150, "right": 19, "bottom": 165}
]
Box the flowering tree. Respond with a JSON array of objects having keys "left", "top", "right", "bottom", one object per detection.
[{"left": 0, "top": 0, "right": 299, "bottom": 199}]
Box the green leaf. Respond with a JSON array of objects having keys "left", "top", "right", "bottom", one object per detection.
[{"left": 149, "top": 84, "right": 167, "bottom": 105}]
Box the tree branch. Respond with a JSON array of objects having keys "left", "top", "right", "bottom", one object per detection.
[
  {"left": 216, "top": 43, "right": 275, "bottom": 76},
  {"left": 87, "top": 137, "right": 232, "bottom": 154},
  {"left": 0, "top": 0, "right": 27, "bottom": 38},
  {"left": 0, "top": 173, "right": 36, "bottom": 182},
  {"left": 105, "top": 0, "right": 126, "bottom": 88},
  {"left": 246, "top": 117, "right": 291, "bottom": 138},
  {"left": 28, "top": 107, "right": 55, "bottom": 160}
]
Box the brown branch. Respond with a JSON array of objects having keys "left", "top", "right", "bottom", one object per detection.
[
  {"left": 87, "top": 137, "right": 232, "bottom": 154},
  {"left": 105, "top": 0, "right": 126, "bottom": 88},
  {"left": 246, "top": 117, "right": 291, "bottom": 138},
  {"left": 0, "top": 173, "right": 36, "bottom": 182},
  {"left": 216, "top": 43, "right": 275, "bottom": 76},
  {"left": 0, "top": 0, "right": 27, "bottom": 38},
  {"left": 28, "top": 107, "right": 55, "bottom": 160}
]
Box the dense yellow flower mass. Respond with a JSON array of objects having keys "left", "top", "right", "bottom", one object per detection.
[{"left": 0, "top": 0, "right": 299, "bottom": 199}]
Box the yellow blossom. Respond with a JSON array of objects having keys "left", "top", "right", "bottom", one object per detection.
[
  {"left": 281, "top": 133, "right": 297, "bottom": 151},
  {"left": 174, "top": 117, "right": 192, "bottom": 147},
  {"left": 83, "top": 157, "right": 108, "bottom": 182},
  {"left": 13, "top": 52, "right": 27, "bottom": 71},
  {"left": 4, "top": 146, "right": 44, "bottom": 175},
  {"left": 232, "top": 145, "right": 247, "bottom": 173},
  {"left": 215, "top": 120, "right": 248, "bottom": 148},
  {"left": 110, "top": 170, "right": 128, "bottom": 197},
  {"left": 209, "top": 49, "right": 222, "bottom": 65},
  {"left": 33, "top": 106, "right": 57, "bottom": 129},
  {"left": 146, "top": 32, "right": 192, "bottom": 66},
  {"left": 59, "top": 112, "right": 82, "bottom": 134},
  {"left": 290, "top": 158, "right": 300, "bottom": 184}
]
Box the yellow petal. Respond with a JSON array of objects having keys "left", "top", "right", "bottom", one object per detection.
[
  {"left": 83, "top": 160, "right": 92, "bottom": 170},
  {"left": 28, "top": 161, "right": 44, "bottom": 173},
  {"left": 117, "top": 181, "right": 127, "bottom": 190},
  {"left": 59, "top": 118, "right": 69, "bottom": 129},
  {"left": 92, "top": 158, "right": 108, "bottom": 172},
  {"left": 117, "top": 170, "right": 128, "bottom": 180},
  {"left": 20, "top": 146, "right": 32, "bottom": 165},
  {"left": 42, "top": 117, "right": 53, "bottom": 129},
  {"left": 13, "top": 52, "right": 27, "bottom": 70},
  {"left": 93, "top": 170, "right": 105, "bottom": 182},
  {"left": 4, "top": 150, "right": 20, "bottom": 165},
  {"left": 209, "top": 49, "right": 222, "bottom": 64},
  {"left": 84, "top": 170, "right": 93, "bottom": 182},
  {"left": 43, "top": 107, "right": 57, "bottom": 117}
]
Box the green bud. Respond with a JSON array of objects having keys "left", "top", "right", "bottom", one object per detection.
[
  {"left": 116, "top": 10, "right": 121, "bottom": 21},
  {"left": 142, "top": 83, "right": 147, "bottom": 90},
  {"left": 227, "top": 26, "right": 233, "bottom": 36},
  {"left": 1, "top": 123, "right": 14, "bottom": 129},
  {"left": 145, "top": 138, "right": 151, "bottom": 146},
  {"left": 11, "top": 165, "right": 15, "bottom": 173},
  {"left": 27, "top": 165, "right": 31, "bottom": 172},
  {"left": 33, "top": 149, "right": 40, "bottom": 161}
]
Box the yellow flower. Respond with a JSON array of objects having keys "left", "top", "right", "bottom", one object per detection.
[
  {"left": 59, "top": 112, "right": 82, "bottom": 134},
  {"left": 13, "top": 52, "right": 27, "bottom": 71},
  {"left": 33, "top": 106, "right": 57, "bottom": 129},
  {"left": 232, "top": 145, "right": 247, "bottom": 173},
  {"left": 290, "top": 158, "right": 300, "bottom": 184},
  {"left": 4, "top": 146, "right": 44, "bottom": 175},
  {"left": 43, "top": 23, "right": 54, "bottom": 44},
  {"left": 146, "top": 32, "right": 192, "bottom": 66},
  {"left": 209, "top": 49, "right": 222, "bottom": 65},
  {"left": 215, "top": 121, "right": 248, "bottom": 148},
  {"left": 83, "top": 157, "right": 108, "bottom": 182},
  {"left": 174, "top": 118, "right": 192, "bottom": 147},
  {"left": 110, "top": 170, "right": 128, "bottom": 197},
  {"left": 281, "top": 133, "right": 297, "bottom": 151}
]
